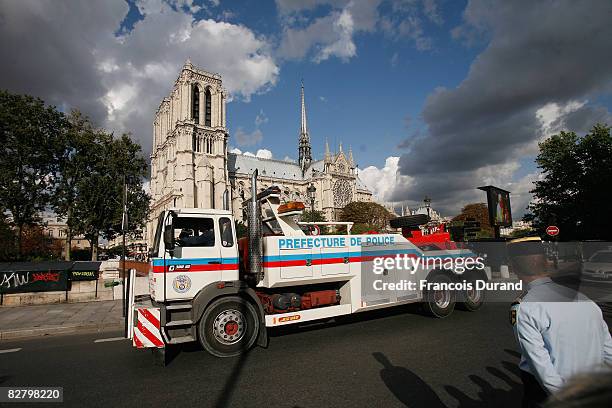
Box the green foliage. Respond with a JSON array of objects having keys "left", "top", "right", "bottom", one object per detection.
[
  {"left": 69, "top": 131, "right": 150, "bottom": 260},
  {"left": 339, "top": 202, "right": 393, "bottom": 231},
  {"left": 526, "top": 124, "right": 612, "bottom": 240},
  {"left": 299, "top": 210, "right": 328, "bottom": 234},
  {"left": 451, "top": 203, "right": 494, "bottom": 237},
  {"left": 0, "top": 91, "right": 68, "bottom": 255},
  {"left": 300, "top": 210, "right": 327, "bottom": 223},
  {"left": 0, "top": 91, "right": 151, "bottom": 261},
  {"left": 351, "top": 223, "right": 381, "bottom": 234},
  {"left": 0, "top": 214, "right": 17, "bottom": 260}
]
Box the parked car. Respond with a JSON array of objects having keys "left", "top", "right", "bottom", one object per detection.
[{"left": 582, "top": 250, "right": 612, "bottom": 282}]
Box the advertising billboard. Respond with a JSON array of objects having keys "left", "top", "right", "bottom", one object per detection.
[{"left": 478, "top": 186, "right": 512, "bottom": 227}]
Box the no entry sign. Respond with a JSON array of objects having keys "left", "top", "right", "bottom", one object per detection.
[{"left": 546, "top": 225, "right": 559, "bottom": 236}]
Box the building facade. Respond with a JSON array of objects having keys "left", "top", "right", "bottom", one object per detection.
[{"left": 148, "top": 62, "right": 372, "bottom": 243}]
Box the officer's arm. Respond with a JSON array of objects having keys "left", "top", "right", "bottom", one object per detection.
[
  {"left": 513, "top": 304, "right": 564, "bottom": 394},
  {"left": 599, "top": 311, "right": 612, "bottom": 364}
]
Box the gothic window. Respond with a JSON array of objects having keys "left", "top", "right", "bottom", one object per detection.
[
  {"left": 333, "top": 179, "right": 353, "bottom": 208},
  {"left": 205, "top": 88, "right": 212, "bottom": 126},
  {"left": 192, "top": 85, "right": 200, "bottom": 124}
]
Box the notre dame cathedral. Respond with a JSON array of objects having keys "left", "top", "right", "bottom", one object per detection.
[{"left": 148, "top": 61, "right": 372, "bottom": 242}]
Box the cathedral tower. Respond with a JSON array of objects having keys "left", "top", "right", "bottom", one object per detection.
[
  {"left": 298, "top": 81, "right": 312, "bottom": 172},
  {"left": 149, "top": 60, "right": 229, "bottom": 243}
]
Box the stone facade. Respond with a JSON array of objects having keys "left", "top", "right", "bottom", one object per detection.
[{"left": 148, "top": 61, "right": 372, "bottom": 243}]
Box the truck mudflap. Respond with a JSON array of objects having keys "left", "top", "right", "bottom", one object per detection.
[{"left": 133, "top": 307, "right": 164, "bottom": 349}]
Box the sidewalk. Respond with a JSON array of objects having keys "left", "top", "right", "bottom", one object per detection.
[{"left": 0, "top": 300, "right": 124, "bottom": 341}]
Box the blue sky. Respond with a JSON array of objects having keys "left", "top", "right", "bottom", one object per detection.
[{"left": 1, "top": 0, "right": 611, "bottom": 216}]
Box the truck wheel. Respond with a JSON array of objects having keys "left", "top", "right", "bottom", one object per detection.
[
  {"left": 198, "top": 296, "right": 259, "bottom": 358},
  {"left": 423, "top": 273, "right": 456, "bottom": 318},
  {"left": 459, "top": 284, "right": 485, "bottom": 311}
]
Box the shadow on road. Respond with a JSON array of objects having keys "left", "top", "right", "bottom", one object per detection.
[
  {"left": 213, "top": 350, "right": 251, "bottom": 408},
  {"left": 373, "top": 352, "right": 447, "bottom": 408},
  {"left": 444, "top": 349, "right": 523, "bottom": 407},
  {"left": 372, "top": 348, "right": 523, "bottom": 408}
]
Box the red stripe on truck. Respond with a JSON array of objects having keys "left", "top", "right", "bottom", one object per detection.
[
  {"left": 139, "top": 308, "right": 160, "bottom": 328},
  {"left": 137, "top": 321, "right": 164, "bottom": 347},
  {"left": 152, "top": 264, "right": 238, "bottom": 273}
]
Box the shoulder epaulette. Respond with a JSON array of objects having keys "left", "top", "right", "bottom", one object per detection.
[{"left": 511, "top": 292, "right": 526, "bottom": 307}]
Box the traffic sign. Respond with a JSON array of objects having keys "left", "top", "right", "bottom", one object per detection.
[{"left": 546, "top": 225, "right": 559, "bottom": 236}]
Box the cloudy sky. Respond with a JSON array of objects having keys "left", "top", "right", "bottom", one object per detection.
[{"left": 1, "top": 0, "right": 611, "bottom": 217}]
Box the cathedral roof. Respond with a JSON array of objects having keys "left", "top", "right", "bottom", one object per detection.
[
  {"left": 228, "top": 153, "right": 304, "bottom": 180},
  {"left": 228, "top": 153, "right": 371, "bottom": 192}
]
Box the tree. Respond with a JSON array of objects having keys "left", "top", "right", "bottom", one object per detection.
[
  {"left": 299, "top": 209, "right": 328, "bottom": 234},
  {"left": 0, "top": 213, "right": 17, "bottom": 261},
  {"left": 71, "top": 132, "right": 150, "bottom": 260},
  {"left": 339, "top": 202, "right": 393, "bottom": 231},
  {"left": 526, "top": 124, "right": 612, "bottom": 240},
  {"left": 51, "top": 110, "right": 97, "bottom": 260},
  {"left": 0, "top": 91, "right": 68, "bottom": 257},
  {"left": 351, "top": 223, "right": 381, "bottom": 234},
  {"left": 451, "top": 203, "right": 494, "bottom": 237}
]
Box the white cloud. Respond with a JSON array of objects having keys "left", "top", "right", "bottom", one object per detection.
[
  {"left": 276, "top": 1, "right": 376, "bottom": 62},
  {"left": 536, "top": 100, "right": 587, "bottom": 137},
  {"left": 229, "top": 147, "right": 273, "bottom": 159},
  {"left": 255, "top": 109, "right": 269, "bottom": 126},
  {"left": 0, "top": 0, "right": 279, "bottom": 158},
  {"left": 359, "top": 156, "right": 401, "bottom": 202},
  {"left": 277, "top": 0, "right": 436, "bottom": 63},
  {"left": 255, "top": 149, "right": 273, "bottom": 159},
  {"left": 313, "top": 8, "right": 356, "bottom": 63}
]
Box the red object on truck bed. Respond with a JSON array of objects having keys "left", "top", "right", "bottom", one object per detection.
[{"left": 403, "top": 224, "right": 459, "bottom": 250}]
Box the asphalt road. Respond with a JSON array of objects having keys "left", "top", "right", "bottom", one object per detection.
[{"left": 0, "top": 303, "right": 524, "bottom": 408}]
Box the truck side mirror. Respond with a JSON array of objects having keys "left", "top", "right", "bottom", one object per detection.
[{"left": 164, "top": 227, "right": 175, "bottom": 251}]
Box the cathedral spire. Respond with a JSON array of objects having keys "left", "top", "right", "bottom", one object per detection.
[
  {"left": 300, "top": 80, "right": 307, "bottom": 135},
  {"left": 298, "top": 80, "right": 312, "bottom": 172},
  {"left": 324, "top": 138, "right": 332, "bottom": 164},
  {"left": 348, "top": 145, "right": 355, "bottom": 168}
]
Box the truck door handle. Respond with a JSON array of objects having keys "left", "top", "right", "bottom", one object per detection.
[{"left": 208, "top": 261, "right": 221, "bottom": 264}]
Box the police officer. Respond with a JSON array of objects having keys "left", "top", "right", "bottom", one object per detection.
[{"left": 508, "top": 237, "right": 612, "bottom": 408}]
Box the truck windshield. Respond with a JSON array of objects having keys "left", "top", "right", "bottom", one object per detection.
[
  {"left": 174, "top": 217, "right": 216, "bottom": 247},
  {"left": 151, "top": 212, "right": 165, "bottom": 257}
]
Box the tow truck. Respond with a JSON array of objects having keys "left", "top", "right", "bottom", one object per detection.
[{"left": 129, "top": 171, "right": 486, "bottom": 360}]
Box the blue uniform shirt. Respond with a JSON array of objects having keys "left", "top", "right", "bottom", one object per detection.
[{"left": 511, "top": 277, "right": 612, "bottom": 394}]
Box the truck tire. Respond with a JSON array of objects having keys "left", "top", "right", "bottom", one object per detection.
[
  {"left": 389, "top": 214, "right": 430, "bottom": 229},
  {"left": 459, "top": 286, "right": 485, "bottom": 311},
  {"left": 423, "top": 273, "right": 456, "bottom": 318},
  {"left": 198, "top": 296, "right": 259, "bottom": 358}
]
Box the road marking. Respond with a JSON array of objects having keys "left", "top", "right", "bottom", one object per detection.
[
  {"left": 0, "top": 348, "right": 22, "bottom": 354},
  {"left": 94, "top": 337, "right": 125, "bottom": 343}
]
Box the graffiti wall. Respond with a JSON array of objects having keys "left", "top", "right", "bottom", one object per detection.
[{"left": 0, "top": 261, "right": 100, "bottom": 294}]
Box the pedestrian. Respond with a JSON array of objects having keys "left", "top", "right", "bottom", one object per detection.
[{"left": 508, "top": 237, "right": 612, "bottom": 408}]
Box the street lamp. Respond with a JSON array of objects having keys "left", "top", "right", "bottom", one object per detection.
[{"left": 307, "top": 184, "right": 316, "bottom": 223}]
